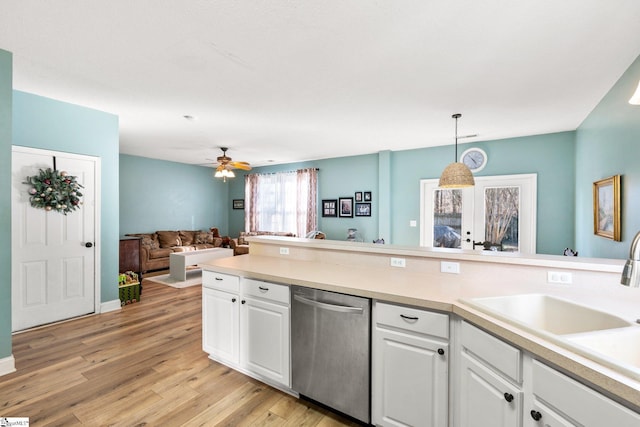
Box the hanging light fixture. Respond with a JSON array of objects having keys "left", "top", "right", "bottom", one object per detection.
[
  {"left": 629, "top": 80, "right": 640, "bottom": 105},
  {"left": 439, "top": 113, "right": 475, "bottom": 188},
  {"left": 214, "top": 168, "right": 235, "bottom": 182}
]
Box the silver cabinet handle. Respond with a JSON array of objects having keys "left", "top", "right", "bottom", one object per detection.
[
  {"left": 258, "top": 286, "right": 269, "bottom": 292},
  {"left": 294, "top": 294, "right": 364, "bottom": 314}
]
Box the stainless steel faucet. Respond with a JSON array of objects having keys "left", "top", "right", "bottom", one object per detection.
[{"left": 621, "top": 231, "right": 640, "bottom": 287}]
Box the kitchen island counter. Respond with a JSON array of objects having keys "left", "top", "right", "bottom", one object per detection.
[{"left": 200, "top": 237, "right": 640, "bottom": 410}]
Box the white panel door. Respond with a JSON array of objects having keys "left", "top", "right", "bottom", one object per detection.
[
  {"left": 372, "top": 328, "right": 449, "bottom": 427},
  {"left": 240, "top": 296, "right": 290, "bottom": 387},
  {"left": 12, "top": 147, "right": 97, "bottom": 331}
]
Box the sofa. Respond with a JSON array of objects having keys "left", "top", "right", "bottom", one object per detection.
[
  {"left": 229, "top": 231, "right": 296, "bottom": 256},
  {"left": 126, "top": 228, "right": 226, "bottom": 273}
]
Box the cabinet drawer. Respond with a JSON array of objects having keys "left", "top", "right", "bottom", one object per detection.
[
  {"left": 460, "top": 321, "right": 521, "bottom": 383},
  {"left": 203, "top": 270, "right": 240, "bottom": 293},
  {"left": 242, "top": 278, "right": 289, "bottom": 305},
  {"left": 532, "top": 360, "right": 640, "bottom": 425},
  {"left": 375, "top": 301, "right": 449, "bottom": 339}
]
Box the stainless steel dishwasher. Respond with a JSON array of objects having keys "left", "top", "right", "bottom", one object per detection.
[{"left": 291, "top": 286, "right": 371, "bottom": 424}]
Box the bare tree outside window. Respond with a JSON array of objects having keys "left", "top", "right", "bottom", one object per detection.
[{"left": 484, "top": 187, "right": 520, "bottom": 251}]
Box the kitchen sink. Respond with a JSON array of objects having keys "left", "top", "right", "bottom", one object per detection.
[
  {"left": 566, "top": 327, "right": 640, "bottom": 371},
  {"left": 464, "top": 294, "right": 632, "bottom": 335}
]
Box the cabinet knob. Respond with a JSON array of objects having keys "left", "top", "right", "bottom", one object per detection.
[
  {"left": 85, "top": 242, "right": 93, "bottom": 248},
  {"left": 530, "top": 410, "right": 542, "bottom": 421},
  {"left": 231, "top": 298, "right": 236, "bottom": 303},
  {"left": 437, "top": 348, "right": 445, "bottom": 355},
  {"left": 503, "top": 393, "right": 514, "bottom": 402},
  {"left": 241, "top": 300, "right": 246, "bottom": 304}
]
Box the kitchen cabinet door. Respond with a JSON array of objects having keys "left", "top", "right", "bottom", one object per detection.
[
  {"left": 202, "top": 287, "right": 240, "bottom": 365},
  {"left": 372, "top": 327, "right": 448, "bottom": 427},
  {"left": 240, "top": 296, "right": 290, "bottom": 387},
  {"left": 458, "top": 351, "right": 523, "bottom": 427}
]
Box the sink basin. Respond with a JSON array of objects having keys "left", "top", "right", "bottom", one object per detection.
[
  {"left": 566, "top": 327, "right": 640, "bottom": 370},
  {"left": 465, "top": 294, "right": 632, "bottom": 335}
]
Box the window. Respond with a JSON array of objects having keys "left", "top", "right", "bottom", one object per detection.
[{"left": 245, "top": 168, "right": 318, "bottom": 237}]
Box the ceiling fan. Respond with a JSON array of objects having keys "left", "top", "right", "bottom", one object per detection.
[{"left": 212, "top": 147, "right": 251, "bottom": 182}]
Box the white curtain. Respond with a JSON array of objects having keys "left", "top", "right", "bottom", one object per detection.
[{"left": 245, "top": 168, "right": 318, "bottom": 237}]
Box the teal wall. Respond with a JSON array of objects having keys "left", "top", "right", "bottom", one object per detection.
[
  {"left": 119, "top": 154, "right": 229, "bottom": 235},
  {"left": 227, "top": 132, "right": 576, "bottom": 254},
  {"left": 390, "top": 132, "right": 576, "bottom": 255},
  {"left": 13, "top": 91, "right": 120, "bottom": 304},
  {"left": 576, "top": 54, "right": 640, "bottom": 258},
  {"left": 0, "top": 50, "right": 13, "bottom": 359}
]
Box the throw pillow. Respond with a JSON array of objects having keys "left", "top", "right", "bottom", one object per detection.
[
  {"left": 179, "top": 230, "right": 197, "bottom": 246},
  {"left": 140, "top": 236, "right": 159, "bottom": 250},
  {"left": 157, "top": 231, "right": 181, "bottom": 248},
  {"left": 195, "top": 231, "right": 214, "bottom": 244}
]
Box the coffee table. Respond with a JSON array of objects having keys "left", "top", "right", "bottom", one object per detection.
[{"left": 169, "top": 248, "right": 233, "bottom": 281}]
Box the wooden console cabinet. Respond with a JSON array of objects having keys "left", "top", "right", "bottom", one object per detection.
[{"left": 119, "top": 237, "right": 142, "bottom": 279}]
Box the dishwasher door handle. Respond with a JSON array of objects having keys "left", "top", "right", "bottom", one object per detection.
[{"left": 294, "top": 294, "right": 364, "bottom": 314}]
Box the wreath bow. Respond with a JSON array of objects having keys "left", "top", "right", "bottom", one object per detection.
[{"left": 24, "top": 168, "right": 84, "bottom": 215}]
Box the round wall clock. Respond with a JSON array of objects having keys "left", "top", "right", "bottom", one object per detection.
[{"left": 460, "top": 147, "right": 487, "bottom": 173}]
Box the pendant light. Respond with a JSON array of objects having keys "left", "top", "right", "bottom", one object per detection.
[
  {"left": 630, "top": 80, "right": 640, "bottom": 105},
  {"left": 439, "top": 113, "right": 475, "bottom": 188}
]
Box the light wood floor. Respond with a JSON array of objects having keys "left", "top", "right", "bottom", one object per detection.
[{"left": 1, "top": 278, "right": 362, "bottom": 426}]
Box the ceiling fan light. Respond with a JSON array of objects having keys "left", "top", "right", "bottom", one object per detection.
[
  {"left": 227, "top": 170, "right": 235, "bottom": 178},
  {"left": 629, "top": 80, "right": 640, "bottom": 105},
  {"left": 439, "top": 162, "right": 475, "bottom": 188},
  {"left": 214, "top": 170, "right": 223, "bottom": 178}
]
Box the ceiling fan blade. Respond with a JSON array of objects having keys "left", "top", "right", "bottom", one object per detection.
[{"left": 230, "top": 162, "right": 252, "bottom": 170}]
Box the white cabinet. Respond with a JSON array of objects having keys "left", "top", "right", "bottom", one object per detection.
[
  {"left": 529, "top": 359, "right": 640, "bottom": 426},
  {"left": 456, "top": 321, "right": 640, "bottom": 427},
  {"left": 459, "top": 351, "right": 523, "bottom": 427},
  {"left": 202, "top": 271, "right": 290, "bottom": 388},
  {"left": 202, "top": 271, "right": 240, "bottom": 365},
  {"left": 372, "top": 301, "right": 449, "bottom": 427},
  {"left": 241, "top": 278, "right": 290, "bottom": 387},
  {"left": 458, "top": 321, "right": 523, "bottom": 427}
]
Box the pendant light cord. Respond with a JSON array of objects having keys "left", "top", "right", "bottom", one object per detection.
[{"left": 452, "top": 113, "right": 461, "bottom": 161}]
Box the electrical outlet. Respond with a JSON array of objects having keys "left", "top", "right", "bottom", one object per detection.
[
  {"left": 441, "top": 261, "right": 460, "bottom": 274},
  {"left": 547, "top": 271, "right": 572, "bottom": 284},
  {"left": 279, "top": 247, "right": 289, "bottom": 255},
  {"left": 390, "top": 257, "right": 406, "bottom": 268}
]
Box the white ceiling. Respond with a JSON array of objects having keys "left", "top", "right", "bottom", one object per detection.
[{"left": 2, "top": 1, "right": 640, "bottom": 168}]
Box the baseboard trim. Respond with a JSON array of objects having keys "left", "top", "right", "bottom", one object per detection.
[
  {"left": 100, "top": 299, "right": 122, "bottom": 313},
  {"left": 0, "top": 355, "right": 16, "bottom": 377}
]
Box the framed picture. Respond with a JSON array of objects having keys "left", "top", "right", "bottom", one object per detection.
[
  {"left": 593, "top": 175, "right": 621, "bottom": 241},
  {"left": 355, "top": 202, "right": 371, "bottom": 217},
  {"left": 322, "top": 199, "right": 337, "bottom": 217},
  {"left": 233, "top": 199, "right": 244, "bottom": 210},
  {"left": 339, "top": 197, "right": 354, "bottom": 218},
  {"left": 364, "top": 191, "right": 372, "bottom": 201},
  {"left": 355, "top": 191, "right": 363, "bottom": 202}
]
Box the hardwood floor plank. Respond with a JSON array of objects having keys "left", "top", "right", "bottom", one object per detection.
[{"left": 1, "top": 281, "right": 359, "bottom": 426}]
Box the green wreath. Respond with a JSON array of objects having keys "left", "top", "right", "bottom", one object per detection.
[{"left": 24, "top": 168, "right": 84, "bottom": 215}]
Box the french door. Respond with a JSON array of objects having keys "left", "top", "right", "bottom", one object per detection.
[{"left": 420, "top": 174, "right": 537, "bottom": 254}]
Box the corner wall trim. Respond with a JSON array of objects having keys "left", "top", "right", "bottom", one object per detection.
[
  {"left": 100, "top": 299, "right": 122, "bottom": 313},
  {"left": 0, "top": 355, "right": 16, "bottom": 377}
]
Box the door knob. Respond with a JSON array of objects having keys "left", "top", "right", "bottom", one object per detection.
[{"left": 85, "top": 242, "right": 93, "bottom": 248}]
